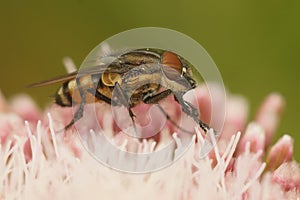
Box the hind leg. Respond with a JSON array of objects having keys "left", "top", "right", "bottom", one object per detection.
[
  {"left": 64, "top": 79, "right": 86, "bottom": 130},
  {"left": 64, "top": 100, "right": 85, "bottom": 130}
]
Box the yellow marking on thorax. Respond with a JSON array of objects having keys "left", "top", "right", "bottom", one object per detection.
[{"left": 102, "top": 73, "right": 122, "bottom": 86}]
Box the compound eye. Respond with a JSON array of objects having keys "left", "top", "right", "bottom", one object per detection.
[{"left": 161, "top": 51, "right": 182, "bottom": 80}]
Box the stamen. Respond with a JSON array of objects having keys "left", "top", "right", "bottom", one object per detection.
[
  {"left": 172, "top": 133, "right": 182, "bottom": 149},
  {"left": 47, "top": 113, "right": 60, "bottom": 159},
  {"left": 224, "top": 132, "right": 241, "bottom": 170},
  {"left": 240, "top": 163, "right": 266, "bottom": 194},
  {"left": 209, "top": 128, "right": 221, "bottom": 164},
  {"left": 195, "top": 127, "right": 205, "bottom": 144}
]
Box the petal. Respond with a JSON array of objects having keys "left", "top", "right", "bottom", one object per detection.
[
  {"left": 266, "top": 134, "right": 293, "bottom": 171},
  {"left": 255, "top": 93, "right": 285, "bottom": 146}
]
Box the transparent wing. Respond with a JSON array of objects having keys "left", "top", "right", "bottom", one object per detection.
[{"left": 27, "top": 61, "right": 132, "bottom": 88}]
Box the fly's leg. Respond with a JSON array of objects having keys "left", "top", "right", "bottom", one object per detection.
[
  {"left": 143, "top": 89, "right": 172, "bottom": 104},
  {"left": 174, "top": 94, "right": 210, "bottom": 133},
  {"left": 143, "top": 89, "right": 193, "bottom": 134},
  {"left": 64, "top": 79, "right": 86, "bottom": 130},
  {"left": 65, "top": 100, "right": 85, "bottom": 130},
  {"left": 87, "top": 85, "right": 137, "bottom": 134},
  {"left": 114, "top": 83, "right": 138, "bottom": 135},
  {"left": 87, "top": 88, "right": 140, "bottom": 133}
]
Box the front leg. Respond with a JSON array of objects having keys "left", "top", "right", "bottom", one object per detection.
[
  {"left": 143, "top": 89, "right": 172, "bottom": 104},
  {"left": 175, "top": 93, "right": 210, "bottom": 133}
]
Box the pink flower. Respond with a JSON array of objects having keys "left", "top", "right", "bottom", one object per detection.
[{"left": 0, "top": 60, "right": 299, "bottom": 200}]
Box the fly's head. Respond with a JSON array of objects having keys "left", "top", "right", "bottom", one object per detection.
[
  {"left": 180, "top": 61, "right": 197, "bottom": 89},
  {"left": 161, "top": 51, "right": 197, "bottom": 93}
]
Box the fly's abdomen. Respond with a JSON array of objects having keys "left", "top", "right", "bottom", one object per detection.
[
  {"left": 55, "top": 75, "right": 107, "bottom": 106},
  {"left": 55, "top": 81, "right": 72, "bottom": 107}
]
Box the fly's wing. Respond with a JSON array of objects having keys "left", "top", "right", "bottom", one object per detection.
[
  {"left": 27, "top": 71, "right": 79, "bottom": 88},
  {"left": 27, "top": 61, "right": 132, "bottom": 88}
]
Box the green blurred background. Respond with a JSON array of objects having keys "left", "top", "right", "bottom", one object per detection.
[{"left": 1, "top": 1, "right": 299, "bottom": 160}]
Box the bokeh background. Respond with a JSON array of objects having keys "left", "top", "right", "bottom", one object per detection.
[{"left": 1, "top": 1, "right": 299, "bottom": 160}]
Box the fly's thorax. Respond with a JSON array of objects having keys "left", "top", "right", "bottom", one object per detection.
[
  {"left": 160, "top": 73, "right": 193, "bottom": 93},
  {"left": 118, "top": 49, "right": 161, "bottom": 65},
  {"left": 120, "top": 64, "right": 162, "bottom": 94},
  {"left": 130, "top": 83, "right": 160, "bottom": 105}
]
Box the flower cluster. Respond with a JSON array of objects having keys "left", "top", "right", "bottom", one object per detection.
[
  {"left": 0, "top": 85, "right": 299, "bottom": 200},
  {"left": 0, "top": 58, "right": 299, "bottom": 200}
]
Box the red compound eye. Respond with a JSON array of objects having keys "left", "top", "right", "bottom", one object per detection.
[{"left": 161, "top": 51, "right": 182, "bottom": 80}]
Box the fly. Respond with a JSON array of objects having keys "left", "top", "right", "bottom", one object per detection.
[{"left": 28, "top": 48, "right": 210, "bottom": 133}]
